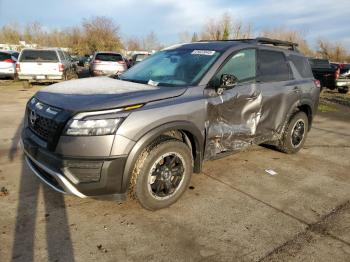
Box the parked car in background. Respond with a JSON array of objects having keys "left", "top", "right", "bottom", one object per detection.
[
  {"left": 78, "top": 55, "right": 91, "bottom": 67},
  {"left": 89, "top": 52, "right": 127, "bottom": 76},
  {"left": 335, "top": 63, "right": 350, "bottom": 94},
  {"left": 69, "top": 55, "right": 79, "bottom": 68},
  {"left": 130, "top": 52, "right": 150, "bottom": 67},
  {"left": 22, "top": 38, "right": 320, "bottom": 210},
  {"left": 0, "top": 50, "right": 19, "bottom": 79},
  {"left": 16, "top": 48, "right": 77, "bottom": 85},
  {"left": 309, "top": 58, "right": 338, "bottom": 91}
]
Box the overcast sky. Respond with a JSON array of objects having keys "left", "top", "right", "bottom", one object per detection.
[{"left": 0, "top": 0, "right": 349, "bottom": 49}]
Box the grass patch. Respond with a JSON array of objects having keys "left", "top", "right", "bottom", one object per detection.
[{"left": 318, "top": 102, "right": 339, "bottom": 112}]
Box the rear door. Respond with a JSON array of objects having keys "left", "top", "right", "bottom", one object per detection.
[
  {"left": 255, "top": 49, "right": 299, "bottom": 137},
  {"left": 205, "top": 48, "right": 262, "bottom": 159},
  {"left": 19, "top": 50, "right": 61, "bottom": 76}
]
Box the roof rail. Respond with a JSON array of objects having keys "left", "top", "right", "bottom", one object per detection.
[{"left": 198, "top": 37, "right": 299, "bottom": 51}]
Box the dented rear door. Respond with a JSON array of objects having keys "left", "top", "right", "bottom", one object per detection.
[{"left": 255, "top": 49, "right": 299, "bottom": 138}]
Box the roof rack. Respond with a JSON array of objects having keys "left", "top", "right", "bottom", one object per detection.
[
  {"left": 199, "top": 37, "right": 299, "bottom": 51},
  {"left": 254, "top": 37, "right": 299, "bottom": 51}
]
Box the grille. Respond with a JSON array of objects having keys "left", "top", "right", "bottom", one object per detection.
[{"left": 28, "top": 109, "right": 59, "bottom": 141}]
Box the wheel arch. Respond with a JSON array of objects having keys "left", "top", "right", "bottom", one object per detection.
[
  {"left": 297, "top": 103, "right": 313, "bottom": 131},
  {"left": 121, "top": 121, "right": 204, "bottom": 193}
]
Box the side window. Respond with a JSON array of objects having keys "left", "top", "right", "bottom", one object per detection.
[
  {"left": 258, "top": 50, "right": 292, "bottom": 82},
  {"left": 216, "top": 49, "right": 256, "bottom": 84},
  {"left": 289, "top": 55, "right": 313, "bottom": 78}
]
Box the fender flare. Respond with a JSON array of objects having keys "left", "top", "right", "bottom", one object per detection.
[
  {"left": 282, "top": 99, "right": 314, "bottom": 135},
  {"left": 120, "top": 121, "right": 205, "bottom": 193}
]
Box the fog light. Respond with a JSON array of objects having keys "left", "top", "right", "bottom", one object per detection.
[{"left": 64, "top": 161, "right": 103, "bottom": 183}]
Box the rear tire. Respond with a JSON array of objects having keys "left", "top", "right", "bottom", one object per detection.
[
  {"left": 130, "top": 139, "right": 193, "bottom": 210},
  {"left": 278, "top": 111, "right": 309, "bottom": 154},
  {"left": 338, "top": 87, "right": 348, "bottom": 94}
]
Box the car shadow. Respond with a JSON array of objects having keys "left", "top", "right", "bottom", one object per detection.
[{"left": 10, "top": 122, "right": 75, "bottom": 262}]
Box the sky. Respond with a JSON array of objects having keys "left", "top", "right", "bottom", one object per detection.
[{"left": 0, "top": 0, "right": 350, "bottom": 49}]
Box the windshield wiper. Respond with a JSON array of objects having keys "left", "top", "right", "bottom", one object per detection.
[{"left": 119, "top": 78, "right": 148, "bottom": 84}]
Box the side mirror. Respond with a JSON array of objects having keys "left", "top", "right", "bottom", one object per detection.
[{"left": 216, "top": 74, "right": 238, "bottom": 95}]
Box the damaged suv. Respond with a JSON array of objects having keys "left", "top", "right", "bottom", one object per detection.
[{"left": 21, "top": 38, "right": 320, "bottom": 210}]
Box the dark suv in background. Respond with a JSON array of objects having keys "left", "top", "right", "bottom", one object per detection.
[{"left": 22, "top": 38, "right": 320, "bottom": 210}]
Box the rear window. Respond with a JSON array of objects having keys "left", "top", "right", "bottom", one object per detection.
[
  {"left": 135, "top": 54, "right": 148, "bottom": 62},
  {"left": 11, "top": 52, "right": 19, "bottom": 59},
  {"left": 19, "top": 50, "right": 59, "bottom": 62},
  {"left": 95, "top": 53, "right": 123, "bottom": 62},
  {"left": 258, "top": 50, "right": 291, "bottom": 82},
  {"left": 0, "top": 52, "right": 11, "bottom": 61},
  {"left": 289, "top": 55, "right": 313, "bottom": 78}
]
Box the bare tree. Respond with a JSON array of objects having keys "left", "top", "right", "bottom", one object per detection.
[
  {"left": 178, "top": 31, "right": 192, "bottom": 43},
  {"left": 0, "top": 24, "right": 21, "bottom": 44},
  {"left": 82, "top": 16, "right": 123, "bottom": 53},
  {"left": 317, "top": 39, "right": 348, "bottom": 62},
  {"left": 191, "top": 32, "right": 199, "bottom": 42},
  {"left": 261, "top": 28, "right": 314, "bottom": 56},
  {"left": 142, "top": 31, "right": 160, "bottom": 51},
  {"left": 125, "top": 37, "right": 142, "bottom": 51},
  {"left": 200, "top": 13, "right": 252, "bottom": 40}
]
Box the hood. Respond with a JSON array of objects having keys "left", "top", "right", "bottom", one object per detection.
[{"left": 35, "top": 77, "right": 187, "bottom": 112}]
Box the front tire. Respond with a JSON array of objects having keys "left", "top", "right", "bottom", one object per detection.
[
  {"left": 130, "top": 139, "right": 193, "bottom": 210},
  {"left": 278, "top": 111, "right": 309, "bottom": 154}
]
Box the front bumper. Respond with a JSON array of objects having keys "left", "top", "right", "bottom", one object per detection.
[
  {"left": 24, "top": 153, "right": 86, "bottom": 197},
  {"left": 22, "top": 128, "right": 127, "bottom": 198}
]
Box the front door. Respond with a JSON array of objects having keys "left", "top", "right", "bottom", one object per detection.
[{"left": 205, "top": 48, "right": 262, "bottom": 159}]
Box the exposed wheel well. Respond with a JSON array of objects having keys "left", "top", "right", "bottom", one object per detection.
[
  {"left": 298, "top": 104, "right": 313, "bottom": 130},
  {"left": 160, "top": 130, "right": 201, "bottom": 173}
]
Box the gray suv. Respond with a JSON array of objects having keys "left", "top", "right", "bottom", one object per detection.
[{"left": 21, "top": 38, "right": 320, "bottom": 210}]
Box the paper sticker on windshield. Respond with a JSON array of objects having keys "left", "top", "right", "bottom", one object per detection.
[
  {"left": 148, "top": 79, "right": 159, "bottom": 86},
  {"left": 191, "top": 50, "right": 216, "bottom": 56}
]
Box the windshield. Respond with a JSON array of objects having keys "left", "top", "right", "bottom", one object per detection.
[{"left": 120, "top": 49, "right": 221, "bottom": 87}]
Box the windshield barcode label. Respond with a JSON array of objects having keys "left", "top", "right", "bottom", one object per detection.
[{"left": 191, "top": 50, "right": 216, "bottom": 56}]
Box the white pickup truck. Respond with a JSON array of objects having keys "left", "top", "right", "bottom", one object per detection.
[
  {"left": 336, "top": 64, "right": 350, "bottom": 94},
  {"left": 17, "top": 48, "right": 76, "bottom": 85}
]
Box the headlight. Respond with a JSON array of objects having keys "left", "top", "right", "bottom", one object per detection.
[
  {"left": 64, "top": 105, "right": 143, "bottom": 136},
  {"left": 65, "top": 118, "right": 123, "bottom": 136}
]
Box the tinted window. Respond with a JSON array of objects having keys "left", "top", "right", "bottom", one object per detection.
[
  {"left": 0, "top": 52, "right": 11, "bottom": 61},
  {"left": 289, "top": 55, "right": 313, "bottom": 78},
  {"left": 215, "top": 49, "right": 256, "bottom": 84},
  {"left": 95, "top": 53, "right": 123, "bottom": 62},
  {"left": 259, "top": 50, "right": 291, "bottom": 82},
  {"left": 20, "top": 50, "right": 58, "bottom": 62}
]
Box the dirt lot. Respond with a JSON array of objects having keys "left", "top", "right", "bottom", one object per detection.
[{"left": 0, "top": 80, "right": 349, "bottom": 262}]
